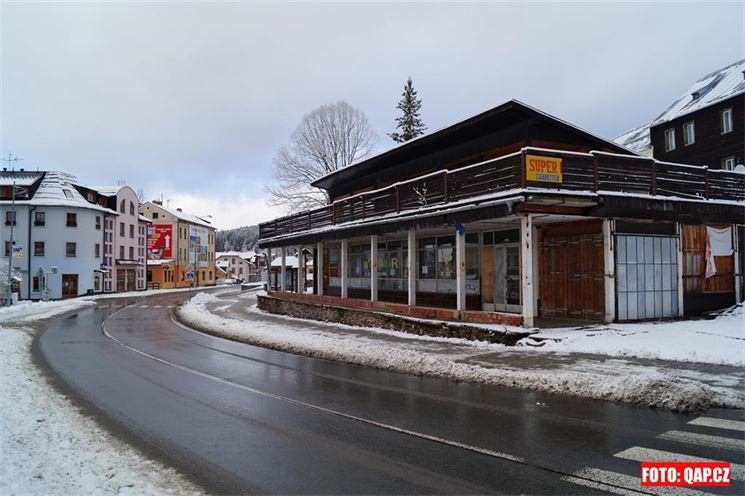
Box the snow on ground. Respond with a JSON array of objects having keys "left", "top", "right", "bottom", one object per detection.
[
  {"left": 524, "top": 306, "right": 745, "bottom": 366},
  {"left": 177, "top": 292, "right": 745, "bottom": 411},
  {"left": 0, "top": 298, "right": 95, "bottom": 324},
  {"left": 0, "top": 300, "right": 202, "bottom": 495}
]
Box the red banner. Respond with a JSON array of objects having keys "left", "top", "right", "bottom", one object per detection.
[{"left": 147, "top": 224, "right": 173, "bottom": 259}]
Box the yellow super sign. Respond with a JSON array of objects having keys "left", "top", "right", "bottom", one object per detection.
[{"left": 526, "top": 154, "right": 563, "bottom": 183}]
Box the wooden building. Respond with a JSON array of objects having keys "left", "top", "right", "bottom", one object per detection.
[{"left": 259, "top": 100, "right": 744, "bottom": 326}]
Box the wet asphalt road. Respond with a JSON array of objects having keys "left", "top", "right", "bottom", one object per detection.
[{"left": 37, "top": 289, "right": 745, "bottom": 495}]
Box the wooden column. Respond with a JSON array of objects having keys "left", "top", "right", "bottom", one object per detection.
[
  {"left": 296, "top": 245, "right": 303, "bottom": 293},
  {"left": 734, "top": 227, "right": 742, "bottom": 303},
  {"left": 521, "top": 214, "right": 535, "bottom": 327},
  {"left": 676, "top": 223, "right": 685, "bottom": 317},
  {"left": 456, "top": 225, "right": 466, "bottom": 312},
  {"left": 317, "top": 241, "right": 324, "bottom": 297},
  {"left": 407, "top": 229, "right": 416, "bottom": 306},
  {"left": 370, "top": 235, "right": 378, "bottom": 302},
  {"left": 341, "top": 239, "right": 348, "bottom": 299},
  {"left": 602, "top": 219, "right": 616, "bottom": 323},
  {"left": 280, "top": 247, "right": 286, "bottom": 292}
]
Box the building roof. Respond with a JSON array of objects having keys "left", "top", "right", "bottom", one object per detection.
[
  {"left": 614, "top": 122, "right": 652, "bottom": 155},
  {"left": 311, "top": 99, "right": 637, "bottom": 192},
  {"left": 216, "top": 251, "right": 256, "bottom": 260},
  {"left": 652, "top": 59, "right": 745, "bottom": 126},
  {"left": 271, "top": 255, "right": 299, "bottom": 268},
  {"left": 1, "top": 171, "right": 117, "bottom": 214},
  {"left": 143, "top": 201, "right": 214, "bottom": 228},
  {"left": 0, "top": 171, "right": 44, "bottom": 186},
  {"left": 91, "top": 186, "right": 122, "bottom": 196}
]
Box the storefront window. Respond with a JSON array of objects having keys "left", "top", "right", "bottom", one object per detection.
[
  {"left": 418, "top": 238, "right": 436, "bottom": 279},
  {"left": 378, "top": 240, "right": 408, "bottom": 291},
  {"left": 348, "top": 244, "right": 371, "bottom": 289},
  {"left": 327, "top": 244, "right": 341, "bottom": 287},
  {"left": 436, "top": 236, "right": 455, "bottom": 280}
]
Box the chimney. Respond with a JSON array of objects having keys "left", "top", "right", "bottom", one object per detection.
[{"left": 152, "top": 199, "right": 162, "bottom": 206}]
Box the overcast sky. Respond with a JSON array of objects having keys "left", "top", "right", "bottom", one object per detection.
[{"left": 1, "top": 1, "right": 742, "bottom": 229}]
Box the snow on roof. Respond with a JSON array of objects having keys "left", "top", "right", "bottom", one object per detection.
[
  {"left": 0, "top": 171, "right": 44, "bottom": 186},
  {"left": 614, "top": 122, "right": 652, "bottom": 155},
  {"left": 1, "top": 171, "right": 117, "bottom": 214},
  {"left": 145, "top": 202, "right": 213, "bottom": 228},
  {"left": 652, "top": 59, "right": 745, "bottom": 126},
  {"left": 147, "top": 259, "right": 175, "bottom": 266},
  {"left": 91, "top": 186, "right": 121, "bottom": 196},
  {"left": 138, "top": 214, "right": 152, "bottom": 223},
  {"left": 216, "top": 251, "right": 256, "bottom": 260},
  {"left": 271, "top": 255, "right": 299, "bottom": 268}
]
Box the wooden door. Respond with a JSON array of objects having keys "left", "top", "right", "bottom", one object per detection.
[
  {"left": 539, "top": 221, "right": 604, "bottom": 320},
  {"left": 62, "top": 274, "right": 78, "bottom": 299}
]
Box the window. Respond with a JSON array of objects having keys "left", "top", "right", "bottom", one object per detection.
[
  {"left": 436, "top": 236, "right": 456, "bottom": 280},
  {"left": 378, "top": 240, "right": 408, "bottom": 291},
  {"left": 120, "top": 222, "right": 125, "bottom": 237},
  {"left": 664, "top": 128, "right": 676, "bottom": 151},
  {"left": 130, "top": 202, "right": 135, "bottom": 215},
  {"left": 683, "top": 121, "right": 695, "bottom": 146},
  {"left": 34, "top": 241, "right": 45, "bottom": 257},
  {"left": 721, "top": 156, "right": 736, "bottom": 171},
  {"left": 63, "top": 189, "right": 74, "bottom": 199},
  {"left": 95, "top": 216, "right": 101, "bottom": 230},
  {"left": 95, "top": 243, "right": 101, "bottom": 258},
  {"left": 152, "top": 212, "right": 159, "bottom": 219},
  {"left": 129, "top": 246, "right": 134, "bottom": 260},
  {"left": 66, "top": 242, "right": 76, "bottom": 257},
  {"left": 66, "top": 213, "right": 77, "bottom": 227},
  {"left": 5, "top": 211, "right": 16, "bottom": 226},
  {"left": 120, "top": 199, "right": 126, "bottom": 213},
  {"left": 129, "top": 224, "right": 134, "bottom": 238},
  {"left": 119, "top": 246, "right": 125, "bottom": 259},
  {"left": 32, "top": 276, "right": 40, "bottom": 292},
  {"left": 721, "top": 108, "right": 733, "bottom": 134},
  {"left": 34, "top": 211, "right": 45, "bottom": 226}
]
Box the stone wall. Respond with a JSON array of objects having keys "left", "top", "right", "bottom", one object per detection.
[{"left": 257, "top": 294, "right": 530, "bottom": 345}]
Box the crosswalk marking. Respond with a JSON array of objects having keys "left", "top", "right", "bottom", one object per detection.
[
  {"left": 615, "top": 446, "right": 744, "bottom": 480},
  {"left": 567, "top": 467, "right": 714, "bottom": 496},
  {"left": 657, "top": 430, "right": 745, "bottom": 452},
  {"left": 688, "top": 416, "right": 745, "bottom": 432}
]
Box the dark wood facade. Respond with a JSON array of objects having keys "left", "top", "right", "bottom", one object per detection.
[{"left": 650, "top": 95, "right": 744, "bottom": 169}]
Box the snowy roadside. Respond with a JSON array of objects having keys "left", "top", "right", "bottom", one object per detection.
[
  {"left": 0, "top": 302, "right": 202, "bottom": 495},
  {"left": 177, "top": 292, "right": 745, "bottom": 412}
]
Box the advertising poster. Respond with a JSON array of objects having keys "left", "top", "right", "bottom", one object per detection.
[{"left": 147, "top": 224, "right": 173, "bottom": 259}]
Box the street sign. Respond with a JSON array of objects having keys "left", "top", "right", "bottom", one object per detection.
[
  {"left": 12, "top": 246, "right": 23, "bottom": 259},
  {"left": 186, "top": 272, "right": 194, "bottom": 281}
]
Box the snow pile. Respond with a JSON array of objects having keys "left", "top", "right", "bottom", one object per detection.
[
  {"left": 526, "top": 307, "right": 745, "bottom": 366},
  {"left": 0, "top": 299, "right": 95, "bottom": 325},
  {"left": 178, "top": 293, "right": 742, "bottom": 411},
  {"left": 0, "top": 328, "right": 202, "bottom": 495}
]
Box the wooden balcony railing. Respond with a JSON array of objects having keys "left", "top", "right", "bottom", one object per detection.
[{"left": 260, "top": 148, "right": 745, "bottom": 241}]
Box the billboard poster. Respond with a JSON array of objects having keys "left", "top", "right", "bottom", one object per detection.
[
  {"left": 189, "top": 225, "right": 209, "bottom": 268},
  {"left": 147, "top": 224, "right": 173, "bottom": 259}
]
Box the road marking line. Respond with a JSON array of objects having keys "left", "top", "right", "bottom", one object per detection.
[
  {"left": 688, "top": 417, "right": 745, "bottom": 432},
  {"left": 153, "top": 305, "right": 163, "bottom": 309},
  {"left": 657, "top": 430, "right": 745, "bottom": 452},
  {"left": 567, "top": 467, "right": 712, "bottom": 496},
  {"left": 102, "top": 321, "right": 525, "bottom": 464},
  {"left": 615, "top": 446, "right": 744, "bottom": 480},
  {"left": 140, "top": 305, "right": 149, "bottom": 308}
]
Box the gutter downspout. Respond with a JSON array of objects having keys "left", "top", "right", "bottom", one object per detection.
[{"left": 27, "top": 206, "right": 37, "bottom": 299}]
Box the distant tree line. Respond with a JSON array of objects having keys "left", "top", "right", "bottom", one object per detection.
[{"left": 216, "top": 225, "right": 260, "bottom": 252}]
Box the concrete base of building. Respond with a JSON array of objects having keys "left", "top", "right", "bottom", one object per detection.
[{"left": 259, "top": 292, "right": 529, "bottom": 345}]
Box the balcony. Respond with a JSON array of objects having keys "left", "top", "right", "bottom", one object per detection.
[{"left": 260, "top": 148, "right": 745, "bottom": 243}]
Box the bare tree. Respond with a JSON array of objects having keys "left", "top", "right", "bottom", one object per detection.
[{"left": 267, "top": 101, "right": 377, "bottom": 212}]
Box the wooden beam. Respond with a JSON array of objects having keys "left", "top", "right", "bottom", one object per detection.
[
  {"left": 408, "top": 229, "right": 416, "bottom": 307},
  {"left": 316, "top": 241, "right": 324, "bottom": 296}
]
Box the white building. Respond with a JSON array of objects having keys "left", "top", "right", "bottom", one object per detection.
[
  {"left": 216, "top": 251, "right": 257, "bottom": 281},
  {"left": 91, "top": 185, "right": 150, "bottom": 292},
  {"left": 1, "top": 171, "right": 116, "bottom": 300}
]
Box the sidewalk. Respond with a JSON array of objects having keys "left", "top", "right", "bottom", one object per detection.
[{"left": 177, "top": 289, "right": 745, "bottom": 412}]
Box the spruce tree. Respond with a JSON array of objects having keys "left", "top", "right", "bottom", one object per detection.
[{"left": 388, "top": 77, "right": 426, "bottom": 143}]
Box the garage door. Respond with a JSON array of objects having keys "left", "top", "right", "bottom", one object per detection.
[
  {"left": 616, "top": 235, "right": 678, "bottom": 320},
  {"left": 539, "top": 221, "right": 605, "bottom": 321}
]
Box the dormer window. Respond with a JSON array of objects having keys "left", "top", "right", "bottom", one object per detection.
[
  {"left": 683, "top": 121, "right": 695, "bottom": 146},
  {"left": 664, "top": 128, "right": 676, "bottom": 152},
  {"left": 63, "top": 189, "right": 74, "bottom": 199}
]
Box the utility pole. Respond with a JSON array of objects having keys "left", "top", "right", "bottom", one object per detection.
[{"left": 3, "top": 153, "right": 24, "bottom": 306}]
